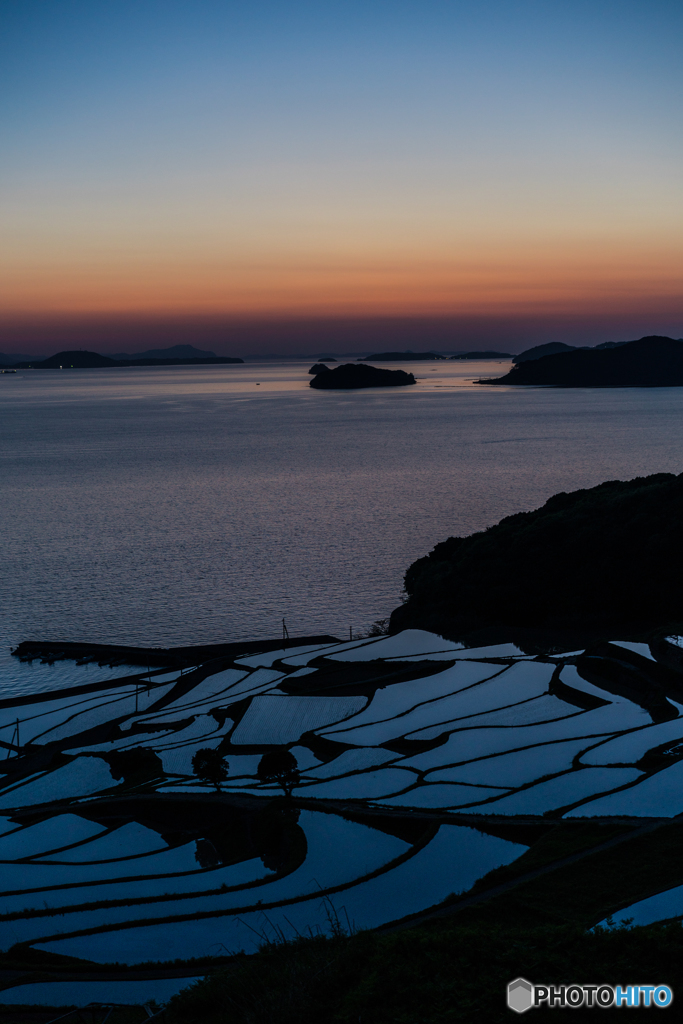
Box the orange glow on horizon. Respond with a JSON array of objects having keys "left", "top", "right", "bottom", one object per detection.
[{"left": 2, "top": 240, "right": 682, "bottom": 321}]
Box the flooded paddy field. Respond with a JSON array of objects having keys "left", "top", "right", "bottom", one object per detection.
[{"left": 2, "top": 628, "right": 683, "bottom": 1005}]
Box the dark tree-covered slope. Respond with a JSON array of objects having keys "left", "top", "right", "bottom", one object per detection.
[
  {"left": 390, "top": 473, "right": 683, "bottom": 639},
  {"left": 484, "top": 336, "right": 683, "bottom": 386}
]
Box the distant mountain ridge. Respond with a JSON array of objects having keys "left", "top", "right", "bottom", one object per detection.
[
  {"left": 512, "top": 342, "right": 579, "bottom": 363},
  {"left": 449, "top": 350, "right": 512, "bottom": 360},
  {"left": 19, "top": 351, "right": 118, "bottom": 369},
  {"left": 0, "top": 352, "right": 39, "bottom": 365},
  {"left": 512, "top": 340, "right": 630, "bottom": 363},
  {"left": 108, "top": 344, "right": 218, "bottom": 361},
  {"left": 13, "top": 348, "right": 244, "bottom": 369},
  {"left": 359, "top": 350, "right": 446, "bottom": 361}
]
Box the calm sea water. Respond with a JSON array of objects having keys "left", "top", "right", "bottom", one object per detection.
[{"left": 2, "top": 359, "right": 683, "bottom": 684}]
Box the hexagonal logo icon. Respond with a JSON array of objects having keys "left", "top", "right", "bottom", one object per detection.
[{"left": 508, "top": 977, "right": 534, "bottom": 1014}]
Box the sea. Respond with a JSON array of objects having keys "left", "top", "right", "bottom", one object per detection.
[{"left": 2, "top": 357, "right": 683, "bottom": 692}]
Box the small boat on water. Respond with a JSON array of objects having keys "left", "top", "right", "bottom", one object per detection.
[{"left": 0, "top": 368, "right": 17, "bottom": 373}]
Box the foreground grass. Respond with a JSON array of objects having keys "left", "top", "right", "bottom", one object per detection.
[
  {"left": 6, "top": 820, "right": 683, "bottom": 1021},
  {"left": 164, "top": 921, "right": 683, "bottom": 1023},
  {"left": 0, "top": 1008, "right": 152, "bottom": 1024},
  {"left": 165, "top": 822, "right": 683, "bottom": 1022}
]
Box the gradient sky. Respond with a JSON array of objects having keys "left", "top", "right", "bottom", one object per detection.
[{"left": 1, "top": 0, "right": 682, "bottom": 354}]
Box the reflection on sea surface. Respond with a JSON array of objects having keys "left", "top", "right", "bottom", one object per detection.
[{"left": 3, "top": 361, "right": 683, "bottom": 658}]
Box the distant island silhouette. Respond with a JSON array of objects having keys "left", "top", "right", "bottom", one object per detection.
[
  {"left": 0, "top": 351, "right": 39, "bottom": 366},
  {"left": 481, "top": 336, "right": 683, "bottom": 387},
  {"left": 310, "top": 363, "right": 416, "bottom": 389},
  {"left": 512, "top": 342, "right": 578, "bottom": 363},
  {"left": 359, "top": 350, "right": 446, "bottom": 361},
  {"left": 308, "top": 362, "right": 331, "bottom": 374},
  {"left": 449, "top": 350, "right": 512, "bottom": 360},
  {"left": 14, "top": 348, "right": 244, "bottom": 369},
  {"left": 512, "top": 340, "right": 629, "bottom": 363}
]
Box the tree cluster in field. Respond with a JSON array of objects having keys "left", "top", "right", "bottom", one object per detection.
[
  {"left": 191, "top": 747, "right": 299, "bottom": 795},
  {"left": 191, "top": 748, "right": 231, "bottom": 790},
  {"left": 391, "top": 472, "right": 683, "bottom": 639}
]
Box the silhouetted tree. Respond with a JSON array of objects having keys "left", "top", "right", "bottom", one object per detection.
[
  {"left": 106, "top": 747, "right": 163, "bottom": 785},
  {"left": 257, "top": 749, "right": 300, "bottom": 796},
  {"left": 192, "top": 747, "right": 229, "bottom": 791},
  {"left": 364, "top": 618, "right": 390, "bottom": 637}
]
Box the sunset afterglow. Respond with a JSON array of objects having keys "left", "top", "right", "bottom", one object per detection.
[{"left": 2, "top": 0, "right": 682, "bottom": 353}]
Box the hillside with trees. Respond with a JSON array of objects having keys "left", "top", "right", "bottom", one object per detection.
[{"left": 390, "top": 473, "right": 683, "bottom": 643}]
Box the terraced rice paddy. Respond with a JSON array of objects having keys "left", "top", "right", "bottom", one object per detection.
[
  {"left": 602, "top": 883, "right": 683, "bottom": 928},
  {"left": 2, "top": 628, "right": 683, "bottom": 980}
]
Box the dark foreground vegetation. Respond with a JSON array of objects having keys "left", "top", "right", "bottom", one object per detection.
[
  {"left": 484, "top": 335, "right": 683, "bottom": 386},
  {"left": 0, "top": 1008, "right": 151, "bottom": 1024},
  {"left": 6, "top": 819, "right": 683, "bottom": 1022},
  {"left": 164, "top": 922, "right": 683, "bottom": 1024},
  {"left": 309, "top": 363, "right": 415, "bottom": 389},
  {"left": 391, "top": 472, "right": 683, "bottom": 643},
  {"left": 162, "top": 818, "right": 683, "bottom": 1022},
  {"left": 6, "top": 924, "right": 683, "bottom": 1023}
]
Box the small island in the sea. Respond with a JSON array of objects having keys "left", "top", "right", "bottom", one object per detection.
[
  {"left": 13, "top": 345, "right": 244, "bottom": 369},
  {"left": 481, "top": 335, "right": 683, "bottom": 387},
  {"left": 310, "top": 363, "right": 416, "bottom": 389}
]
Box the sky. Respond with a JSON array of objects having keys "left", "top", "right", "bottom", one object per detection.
[{"left": 1, "top": 0, "right": 682, "bottom": 356}]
